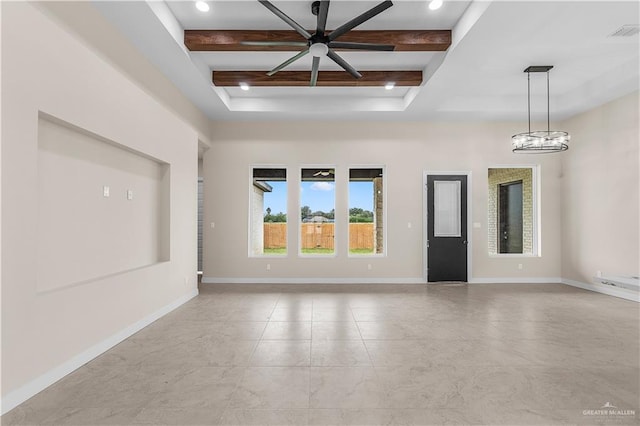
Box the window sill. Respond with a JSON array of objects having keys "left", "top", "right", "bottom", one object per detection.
[{"left": 488, "top": 253, "right": 540, "bottom": 258}]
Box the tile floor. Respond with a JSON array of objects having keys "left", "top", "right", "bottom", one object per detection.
[{"left": 3, "top": 283, "right": 639, "bottom": 425}]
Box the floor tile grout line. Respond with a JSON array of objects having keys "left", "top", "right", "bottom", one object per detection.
[
  {"left": 217, "top": 291, "right": 281, "bottom": 424},
  {"left": 350, "top": 303, "right": 377, "bottom": 370}
]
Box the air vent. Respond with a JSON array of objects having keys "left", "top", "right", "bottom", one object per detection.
[{"left": 609, "top": 24, "right": 640, "bottom": 37}]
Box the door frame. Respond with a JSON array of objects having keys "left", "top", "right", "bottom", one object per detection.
[{"left": 423, "top": 171, "right": 473, "bottom": 283}]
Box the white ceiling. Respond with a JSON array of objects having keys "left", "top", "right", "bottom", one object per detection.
[{"left": 93, "top": 0, "right": 639, "bottom": 121}]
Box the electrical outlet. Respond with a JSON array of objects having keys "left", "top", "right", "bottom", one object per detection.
[
  {"left": 266, "top": 264, "right": 271, "bottom": 271},
  {"left": 367, "top": 264, "right": 372, "bottom": 271},
  {"left": 210, "top": 222, "right": 215, "bottom": 229},
  {"left": 518, "top": 263, "right": 523, "bottom": 270}
]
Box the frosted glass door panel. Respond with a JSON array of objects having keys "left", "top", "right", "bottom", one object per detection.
[{"left": 434, "top": 180, "right": 461, "bottom": 237}]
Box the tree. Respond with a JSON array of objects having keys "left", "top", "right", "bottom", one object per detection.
[
  {"left": 272, "top": 212, "right": 287, "bottom": 222},
  {"left": 301, "top": 205, "right": 311, "bottom": 220},
  {"left": 349, "top": 208, "right": 374, "bottom": 223},
  {"left": 264, "top": 207, "right": 273, "bottom": 222}
]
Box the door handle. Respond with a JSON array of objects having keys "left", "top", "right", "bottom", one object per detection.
[{"left": 463, "top": 240, "right": 468, "bottom": 245}]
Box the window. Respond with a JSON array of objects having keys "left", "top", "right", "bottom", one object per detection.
[
  {"left": 488, "top": 167, "right": 537, "bottom": 255},
  {"left": 349, "top": 168, "right": 384, "bottom": 255},
  {"left": 250, "top": 168, "right": 287, "bottom": 256},
  {"left": 300, "top": 168, "right": 335, "bottom": 255}
]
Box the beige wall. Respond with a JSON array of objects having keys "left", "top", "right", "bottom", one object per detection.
[
  {"left": 35, "top": 1, "right": 212, "bottom": 144},
  {"left": 251, "top": 185, "right": 265, "bottom": 256},
  {"left": 204, "top": 122, "right": 563, "bottom": 281},
  {"left": 1, "top": 2, "right": 198, "bottom": 406},
  {"left": 561, "top": 91, "right": 640, "bottom": 282}
]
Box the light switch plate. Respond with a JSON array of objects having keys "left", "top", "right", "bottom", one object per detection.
[
  {"left": 103, "top": 186, "right": 110, "bottom": 197},
  {"left": 127, "top": 190, "right": 133, "bottom": 200}
]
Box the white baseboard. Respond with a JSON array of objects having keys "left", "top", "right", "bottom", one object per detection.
[
  {"left": 202, "top": 277, "right": 565, "bottom": 285},
  {"left": 1, "top": 288, "right": 199, "bottom": 415},
  {"left": 468, "top": 277, "right": 562, "bottom": 284},
  {"left": 562, "top": 278, "right": 639, "bottom": 302},
  {"left": 201, "top": 277, "right": 426, "bottom": 284}
]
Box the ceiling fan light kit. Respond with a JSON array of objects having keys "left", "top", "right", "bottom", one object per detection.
[{"left": 512, "top": 65, "right": 570, "bottom": 154}]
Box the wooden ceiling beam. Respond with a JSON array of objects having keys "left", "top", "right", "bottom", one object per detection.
[
  {"left": 186, "top": 30, "right": 451, "bottom": 52},
  {"left": 212, "top": 70, "right": 423, "bottom": 87}
]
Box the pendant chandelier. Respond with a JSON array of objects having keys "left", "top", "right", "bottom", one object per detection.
[{"left": 512, "top": 65, "right": 569, "bottom": 153}]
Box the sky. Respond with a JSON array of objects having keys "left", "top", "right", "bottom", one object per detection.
[{"left": 263, "top": 181, "right": 374, "bottom": 215}]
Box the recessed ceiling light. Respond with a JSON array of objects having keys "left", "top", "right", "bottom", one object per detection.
[
  {"left": 239, "top": 82, "right": 250, "bottom": 91},
  {"left": 428, "top": 0, "right": 443, "bottom": 11},
  {"left": 195, "top": 1, "right": 210, "bottom": 13},
  {"left": 384, "top": 82, "right": 396, "bottom": 90}
]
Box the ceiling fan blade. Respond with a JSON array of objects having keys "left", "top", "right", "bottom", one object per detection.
[
  {"left": 267, "top": 49, "right": 310, "bottom": 76},
  {"left": 241, "top": 41, "right": 308, "bottom": 47},
  {"left": 327, "top": 49, "right": 362, "bottom": 79},
  {"left": 328, "top": 0, "right": 393, "bottom": 41},
  {"left": 310, "top": 56, "right": 321, "bottom": 87},
  {"left": 258, "top": 0, "right": 312, "bottom": 40},
  {"left": 316, "top": 1, "right": 330, "bottom": 34},
  {"left": 328, "top": 42, "right": 395, "bottom": 51}
]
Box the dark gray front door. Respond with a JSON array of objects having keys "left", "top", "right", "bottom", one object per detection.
[{"left": 427, "top": 175, "right": 467, "bottom": 282}]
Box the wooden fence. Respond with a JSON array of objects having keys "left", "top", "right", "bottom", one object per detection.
[{"left": 264, "top": 223, "right": 374, "bottom": 250}]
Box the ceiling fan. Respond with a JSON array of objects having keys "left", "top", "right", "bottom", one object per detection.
[{"left": 244, "top": 0, "right": 395, "bottom": 86}]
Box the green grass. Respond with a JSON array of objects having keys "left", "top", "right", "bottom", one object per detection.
[
  {"left": 301, "top": 248, "right": 335, "bottom": 255},
  {"left": 263, "top": 248, "right": 287, "bottom": 255},
  {"left": 264, "top": 248, "right": 374, "bottom": 255},
  {"left": 349, "top": 248, "right": 375, "bottom": 255}
]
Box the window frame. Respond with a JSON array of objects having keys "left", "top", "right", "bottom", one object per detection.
[
  {"left": 347, "top": 165, "right": 387, "bottom": 257},
  {"left": 298, "top": 165, "right": 338, "bottom": 258},
  {"left": 248, "top": 164, "right": 289, "bottom": 258},
  {"left": 487, "top": 165, "right": 540, "bottom": 258}
]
